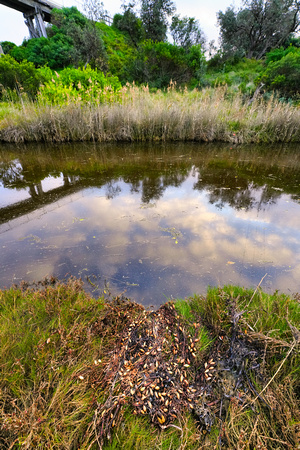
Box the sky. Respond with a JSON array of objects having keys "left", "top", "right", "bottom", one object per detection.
[{"left": 0, "top": 0, "right": 243, "bottom": 47}]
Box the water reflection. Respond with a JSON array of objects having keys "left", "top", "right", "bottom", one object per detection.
[{"left": 0, "top": 142, "right": 299, "bottom": 306}]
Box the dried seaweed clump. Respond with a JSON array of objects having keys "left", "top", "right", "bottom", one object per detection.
[{"left": 83, "top": 298, "right": 266, "bottom": 446}]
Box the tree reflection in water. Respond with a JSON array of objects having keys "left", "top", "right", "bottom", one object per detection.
[{"left": 0, "top": 142, "right": 299, "bottom": 305}]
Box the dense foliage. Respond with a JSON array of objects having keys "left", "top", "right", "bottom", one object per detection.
[
  {"left": 96, "top": 21, "right": 138, "bottom": 84},
  {"left": 0, "top": 55, "right": 121, "bottom": 103},
  {"left": 124, "top": 41, "right": 206, "bottom": 88},
  {"left": 0, "top": 0, "right": 300, "bottom": 100},
  {"left": 217, "top": 0, "right": 300, "bottom": 59},
  {"left": 0, "top": 54, "right": 45, "bottom": 99},
  {"left": 9, "top": 7, "right": 107, "bottom": 70},
  {"left": 112, "top": 8, "right": 144, "bottom": 47},
  {"left": 37, "top": 65, "right": 122, "bottom": 104},
  {"left": 261, "top": 47, "right": 300, "bottom": 98}
]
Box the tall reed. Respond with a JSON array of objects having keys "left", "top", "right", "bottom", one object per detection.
[{"left": 1, "top": 85, "right": 300, "bottom": 143}]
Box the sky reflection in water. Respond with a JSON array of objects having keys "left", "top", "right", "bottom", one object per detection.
[{"left": 0, "top": 143, "right": 300, "bottom": 307}]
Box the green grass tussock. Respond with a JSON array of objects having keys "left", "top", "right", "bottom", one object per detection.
[
  {"left": 0, "top": 278, "right": 106, "bottom": 448},
  {"left": 1, "top": 86, "right": 300, "bottom": 144},
  {"left": 0, "top": 280, "right": 299, "bottom": 448}
]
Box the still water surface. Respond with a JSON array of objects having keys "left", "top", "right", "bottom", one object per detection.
[{"left": 0, "top": 142, "right": 300, "bottom": 307}]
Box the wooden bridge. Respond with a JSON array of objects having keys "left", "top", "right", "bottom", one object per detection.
[
  {"left": 0, "top": 0, "right": 113, "bottom": 40},
  {"left": 0, "top": 0, "right": 61, "bottom": 38},
  {"left": 0, "top": 175, "right": 88, "bottom": 226}
]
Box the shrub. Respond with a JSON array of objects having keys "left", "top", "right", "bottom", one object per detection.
[
  {"left": 127, "top": 40, "right": 206, "bottom": 88},
  {"left": 37, "top": 66, "right": 122, "bottom": 104},
  {"left": 261, "top": 48, "right": 300, "bottom": 98},
  {"left": 0, "top": 41, "right": 17, "bottom": 55},
  {"left": 0, "top": 55, "right": 44, "bottom": 99},
  {"left": 9, "top": 8, "right": 107, "bottom": 70},
  {"left": 265, "top": 45, "right": 299, "bottom": 64},
  {"left": 10, "top": 36, "right": 74, "bottom": 69},
  {"left": 96, "top": 22, "right": 137, "bottom": 82}
]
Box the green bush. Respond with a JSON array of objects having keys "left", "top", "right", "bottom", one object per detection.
[
  {"left": 10, "top": 36, "right": 74, "bottom": 69},
  {"left": 204, "top": 58, "right": 263, "bottom": 95},
  {"left": 96, "top": 22, "right": 137, "bottom": 83},
  {"left": 0, "top": 41, "right": 17, "bottom": 55},
  {"left": 0, "top": 54, "right": 44, "bottom": 99},
  {"left": 37, "top": 66, "right": 122, "bottom": 104},
  {"left": 54, "top": 66, "right": 121, "bottom": 90},
  {"left": 127, "top": 40, "right": 206, "bottom": 88},
  {"left": 8, "top": 8, "right": 107, "bottom": 70},
  {"left": 265, "top": 45, "right": 299, "bottom": 64},
  {"left": 261, "top": 48, "right": 300, "bottom": 98}
]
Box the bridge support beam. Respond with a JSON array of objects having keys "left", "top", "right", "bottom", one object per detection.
[{"left": 24, "top": 6, "right": 47, "bottom": 38}]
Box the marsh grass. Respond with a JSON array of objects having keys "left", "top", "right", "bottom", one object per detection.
[
  {"left": 189, "top": 286, "right": 300, "bottom": 449},
  {"left": 0, "top": 279, "right": 299, "bottom": 449},
  {"left": 0, "top": 278, "right": 106, "bottom": 448},
  {"left": 1, "top": 85, "right": 300, "bottom": 143}
]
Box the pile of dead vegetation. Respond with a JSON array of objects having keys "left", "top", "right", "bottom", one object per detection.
[{"left": 0, "top": 278, "right": 299, "bottom": 449}]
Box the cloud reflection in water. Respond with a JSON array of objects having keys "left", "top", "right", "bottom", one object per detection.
[{"left": 0, "top": 143, "right": 299, "bottom": 306}]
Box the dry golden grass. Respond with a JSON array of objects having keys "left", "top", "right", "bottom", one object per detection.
[{"left": 1, "top": 86, "right": 300, "bottom": 143}]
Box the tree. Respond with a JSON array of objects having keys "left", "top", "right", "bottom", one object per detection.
[
  {"left": 0, "top": 41, "right": 17, "bottom": 54},
  {"left": 217, "top": 0, "right": 300, "bottom": 59},
  {"left": 83, "top": 0, "right": 109, "bottom": 23},
  {"left": 49, "top": 7, "right": 108, "bottom": 69},
  {"left": 170, "top": 15, "right": 205, "bottom": 50},
  {"left": 69, "top": 21, "right": 108, "bottom": 69},
  {"left": 140, "top": 0, "right": 176, "bottom": 42},
  {"left": 113, "top": 2, "right": 145, "bottom": 47},
  {"left": 9, "top": 8, "right": 108, "bottom": 70}
]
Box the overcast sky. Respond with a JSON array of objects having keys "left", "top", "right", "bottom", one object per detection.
[{"left": 0, "top": 0, "right": 242, "bottom": 47}]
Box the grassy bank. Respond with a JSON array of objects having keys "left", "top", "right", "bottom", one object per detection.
[
  {"left": 1, "top": 86, "right": 300, "bottom": 144},
  {"left": 0, "top": 278, "right": 299, "bottom": 449}
]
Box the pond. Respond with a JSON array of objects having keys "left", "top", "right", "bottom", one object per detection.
[{"left": 0, "top": 142, "right": 300, "bottom": 307}]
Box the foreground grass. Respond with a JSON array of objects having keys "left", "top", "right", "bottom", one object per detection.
[
  {"left": 0, "top": 278, "right": 299, "bottom": 449},
  {"left": 1, "top": 86, "right": 300, "bottom": 144}
]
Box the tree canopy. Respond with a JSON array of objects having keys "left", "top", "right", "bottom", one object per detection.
[
  {"left": 140, "top": 0, "right": 176, "bottom": 42},
  {"left": 217, "top": 0, "right": 300, "bottom": 59},
  {"left": 170, "top": 16, "right": 205, "bottom": 50},
  {"left": 49, "top": 7, "right": 107, "bottom": 69},
  {"left": 7, "top": 7, "right": 108, "bottom": 70},
  {"left": 113, "top": 3, "right": 145, "bottom": 47}
]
